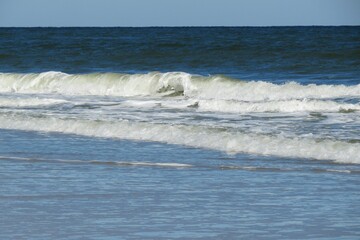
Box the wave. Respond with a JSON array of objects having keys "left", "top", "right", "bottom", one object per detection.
[
  {"left": 0, "top": 97, "right": 67, "bottom": 108},
  {"left": 0, "top": 95, "right": 358, "bottom": 114},
  {"left": 135, "top": 98, "right": 360, "bottom": 113},
  {"left": 1, "top": 71, "right": 360, "bottom": 101},
  {"left": 196, "top": 99, "right": 360, "bottom": 113},
  {"left": 0, "top": 113, "right": 359, "bottom": 164}
]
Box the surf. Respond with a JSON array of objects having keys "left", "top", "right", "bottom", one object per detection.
[
  {"left": 1, "top": 71, "right": 360, "bottom": 101},
  {"left": 0, "top": 113, "right": 359, "bottom": 164}
]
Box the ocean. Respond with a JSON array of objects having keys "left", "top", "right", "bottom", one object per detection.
[{"left": 0, "top": 27, "right": 359, "bottom": 239}]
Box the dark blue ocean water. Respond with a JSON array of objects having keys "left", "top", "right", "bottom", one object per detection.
[
  {"left": 1, "top": 27, "right": 359, "bottom": 84},
  {"left": 0, "top": 27, "right": 360, "bottom": 239}
]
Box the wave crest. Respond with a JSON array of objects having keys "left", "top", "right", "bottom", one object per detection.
[{"left": 1, "top": 71, "right": 360, "bottom": 101}]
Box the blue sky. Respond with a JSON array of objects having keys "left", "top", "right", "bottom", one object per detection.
[{"left": 0, "top": 0, "right": 359, "bottom": 27}]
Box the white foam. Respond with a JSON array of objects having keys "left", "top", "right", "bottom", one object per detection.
[
  {"left": 326, "top": 169, "right": 352, "bottom": 173},
  {"left": 191, "top": 79, "right": 360, "bottom": 101},
  {"left": 115, "top": 97, "right": 360, "bottom": 114},
  {"left": 0, "top": 71, "right": 192, "bottom": 97},
  {"left": 112, "top": 161, "right": 192, "bottom": 168},
  {"left": 1, "top": 71, "right": 360, "bottom": 101},
  {"left": 0, "top": 114, "right": 359, "bottom": 164},
  {"left": 0, "top": 97, "right": 67, "bottom": 108},
  {"left": 197, "top": 99, "right": 360, "bottom": 113}
]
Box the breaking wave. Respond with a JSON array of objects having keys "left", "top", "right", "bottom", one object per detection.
[
  {"left": 0, "top": 113, "right": 359, "bottom": 164},
  {"left": 1, "top": 71, "right": 360, "bottom": 101},
  {"left": 1, "top": 71, "right": 359, "bottom": 163}
]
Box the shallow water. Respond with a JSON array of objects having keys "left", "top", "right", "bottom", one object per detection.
[
  {"left": 0, "top": 27, "right": 359, "bottom": 239},
  {"left": 1, "top": 129, "right": 360, "bottom": 239}
]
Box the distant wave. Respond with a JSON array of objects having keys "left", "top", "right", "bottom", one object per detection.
[{"left": 1, "top": 71, "right": 360, "bottom": 101}]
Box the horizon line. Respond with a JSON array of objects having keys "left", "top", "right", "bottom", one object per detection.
[{"left": 0, "top": 24, "right": 359, "bottom": 28}]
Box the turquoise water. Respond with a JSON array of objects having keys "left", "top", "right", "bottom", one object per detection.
[{"left": 0, "top": 27, "right": 360, "bottom": 239}]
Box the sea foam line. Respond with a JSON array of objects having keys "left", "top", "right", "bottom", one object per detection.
[
  {"left": 0, "top": 156, "right": 192, "bottom": 168},
  {"left": 0, "top": 97, "right": 67, "bottom": 108},
  {"left": 2, "top": 156, "right": 357, "bottom": 174},
  {"left": 0, "top": 114, "right": 359, "bottom": 164},
  {"left": 0, "top": 95, "right": 358, "bottom": 114}
]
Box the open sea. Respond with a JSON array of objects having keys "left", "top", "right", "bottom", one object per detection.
[{"left": 0, "top": 27, "right": 360, "bottom": 239}]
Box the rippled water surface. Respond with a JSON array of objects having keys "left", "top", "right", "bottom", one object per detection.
[{"left": 0, "top": 27, "right": 359, "bottom": 239}]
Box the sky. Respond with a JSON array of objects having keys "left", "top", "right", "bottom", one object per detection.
[{"left": 0, "top": 0, "right": 359, "bottom": 27}]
